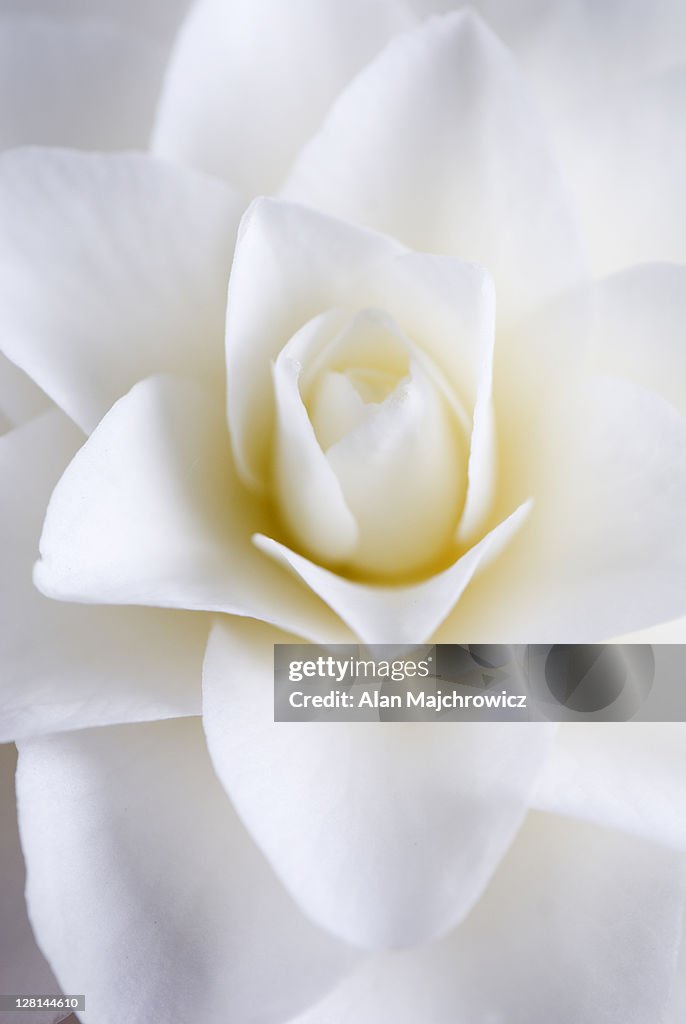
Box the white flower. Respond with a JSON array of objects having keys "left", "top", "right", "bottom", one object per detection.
[{"left": 1, "top": 4, "right": 686, "bottom": 1023}]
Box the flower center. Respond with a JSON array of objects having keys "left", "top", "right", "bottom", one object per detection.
[{"left": 271, "top": 307, "right": 470, "bottom": 582}]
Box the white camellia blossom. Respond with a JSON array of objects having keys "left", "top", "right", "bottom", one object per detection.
[{"left": 1, "top": 3, "right": 686, "bottom": 1023}]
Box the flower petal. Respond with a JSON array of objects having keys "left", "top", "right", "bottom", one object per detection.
[
  {"left": 0, "top": 743, "right": 69, "bottom": 1024},
  {"left": 403, "top": 6, "right": 686, "bottom": 273},
  {"left": 436, "top": 375, "right": 686, "bottom": 640},
  {"left": 254, "top": 501, "right": 531, "bottom": 645},
  {"left": 16, "top": 720, "right": 357, "bottom": 1024},
  {"left": 617, "top": 617, "right": 686, "bottom": 643},
  {"left": 322, "top": 353, "right": 466, "bottom": 578},
  {"left": 0, "top": 149, "right": 242, "bottom": 433},
  {"left": 272, "top": 311, "right": 359, "bottom": 565},
  {"left": 202, "top": 617, "right": 555, "bottom": 948},
  {"left": 152, "top": 0, "right": 413, "bottom": 193},
  {"left": 592, "top": 263, "right": 686, "bottom": 416},
  {"left": 287, "top": 812, "right": 686, "bottom": 1024},
  {"left": 1, "top": 410, "right": 209, "bottom": 741},
  {"left": 408, "top": 2, "right": 686, "bottom": 105},
  {"left": 282, "top": 10, "right": 586, "bottom": 323},
  {"left": 0, "top": 15, "right": 168, "bottom": 152},
  {"left": 34, "top": 375, "right": 351, "bottom": 644},
  {"left": 226, "top": 197, "right": 495, "bottom": 494},
  {"left": 534, "top": 718, "right": 686, "bottom": 851},
  {"left": 556, "top": 65, "right": 686, "bottom": 273}
]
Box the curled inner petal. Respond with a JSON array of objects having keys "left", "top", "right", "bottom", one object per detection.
[{"left": 272, "top": 308, "right": 469, "bottom": 580}]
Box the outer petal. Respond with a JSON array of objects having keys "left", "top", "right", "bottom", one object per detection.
[
  {"left": 591, "top": 263, "right": 686, "bottom": 417},
  {"left": 202, "top": 617, "right": 555, "bottom": 948},
  {"left": 436, "top": 375, "right": 686, "bottom": 641},
  {"left": 0, "top": 149, "right": 242, "bottom": 433},
  {"left": 16, "top": 719, "right": 357, "bottom": 1024},
  {"left": 555, "top": 66, "right": 686, "bottom": 273},
  {"left": 408, "top": 2, "right": 686, "bottom": 104},
  {"left": 254, "top": 501, "right": 531, "bottom": 645},
  {"left": 534, "top": 719, "right": 686, "bottom": 851},
  {"left": 283, "top": 11, "right": 586, "bottom": 323},
  {"left": 152, "top": 0, "right": 413, "bottom": 193},
  {"left": 403, "top": 7, "right": 686, "bottom": 271},
  {"left": 34, "top": 375, "right": 351, "bottom": 644},
  {"left": 0, "top": 744, "right": 68, "bottom": 1024},
  {"left": 0, "top": 15, "right": 168, "bottom": 152},
  {"left": 617, "top": 617, "right": 686, "bottom": 643},
  {"left": 1, "top": 410, "right": 208, "bottom": 741},
  {"left": 288, "top": 812, "right": 686, "bottom": 1024}
]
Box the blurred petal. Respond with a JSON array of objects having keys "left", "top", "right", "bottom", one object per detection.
[
  {"left": 437, "top": 376, "right": 686, "bottom": 641},
  {"left": 202, "top": 617, "right": 555, "bottom": 948},
  {"left": 254, "top": 501, "right": 530, "bottom": 645},
  {"left": 152, "top": 0, "right": 413, "bottom": 193},
  {"left": 288, "top": 812, "right": 686, "bottom": 1024},
  {"left": 534, "top": 718, "right": 686, "bottom": 851},
  {"left": 0, "top": 354, "right": 48, "bottom": 435},
  {"left": 0, "top": 744, "right": 69, "bottom": 1024},
  {"left": 403, "top": 6, "right": 686, "bottom": 271},
  {"left": 283, "top": 11, "right": 586, "bottom": 323},
  {"left": 1, "top": 410, "right": 208, "bottom": 741},
  {"left": 556, "top": 66, "right": 686, "bottom": 273},
  {"left": 0, "top": 15, "right": 167, "bottom": 152},
  {"left": 408, "top": 2, "right": 686, "bottom": 104},
  {"left": 616, "top": 617, "right": 686, "bottom": 643},
  {"left": 591, "top": 264, "right": 686, "bottom": 416},
  {"left": 34, "top": 375, "right": 351, "bottom": 644},
  {"left": 17, "top": 720, "right": 357, "bottom": 1024},
  {"left": 0, "top": 149, "right": 241, "bottom": 433}
]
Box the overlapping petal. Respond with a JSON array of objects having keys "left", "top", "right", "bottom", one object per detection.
[
  {"left": 202, "top": 617, "right": 555, "bottom": 948},
  {"left": 287, "top": 812, "right": 686, "bottom": 1024},
  {"left": 283, "top": 10, "right": 587, "bottom": 323},
  {"left": 1, "top": 410, "right": 208, "bottom": 741},
  {"left": 255, "top": 501, "right": 530, "bottom": 645},
  {"left": 555, "top": 66, "right": 686, "bottom": 273},
  {"left": 409, "top": 2, "right": 686, "bottom": 107},
  {"left": 152, "top": 0, "right": 413, "bottom": 193},
  {"left": 226, "top": 198, "right": 495, "bottom": 496},
  {"left": 534, "top": 717, "right": 686, "bottom": 851},
  {"left": 0, "top": 149, "right": 242, "bottom": 433},
  {"left": 34, "top": 374, "right": 351, "bottom": 644},
  {"left": 436, "top": 375, "right": 686, "bottom": 640},
  {"left": 16, "top": 720, "right": 357, "bottom": 1024},
  {"left": 591, "top": 264, "right": 686, "bottom": 416}
]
